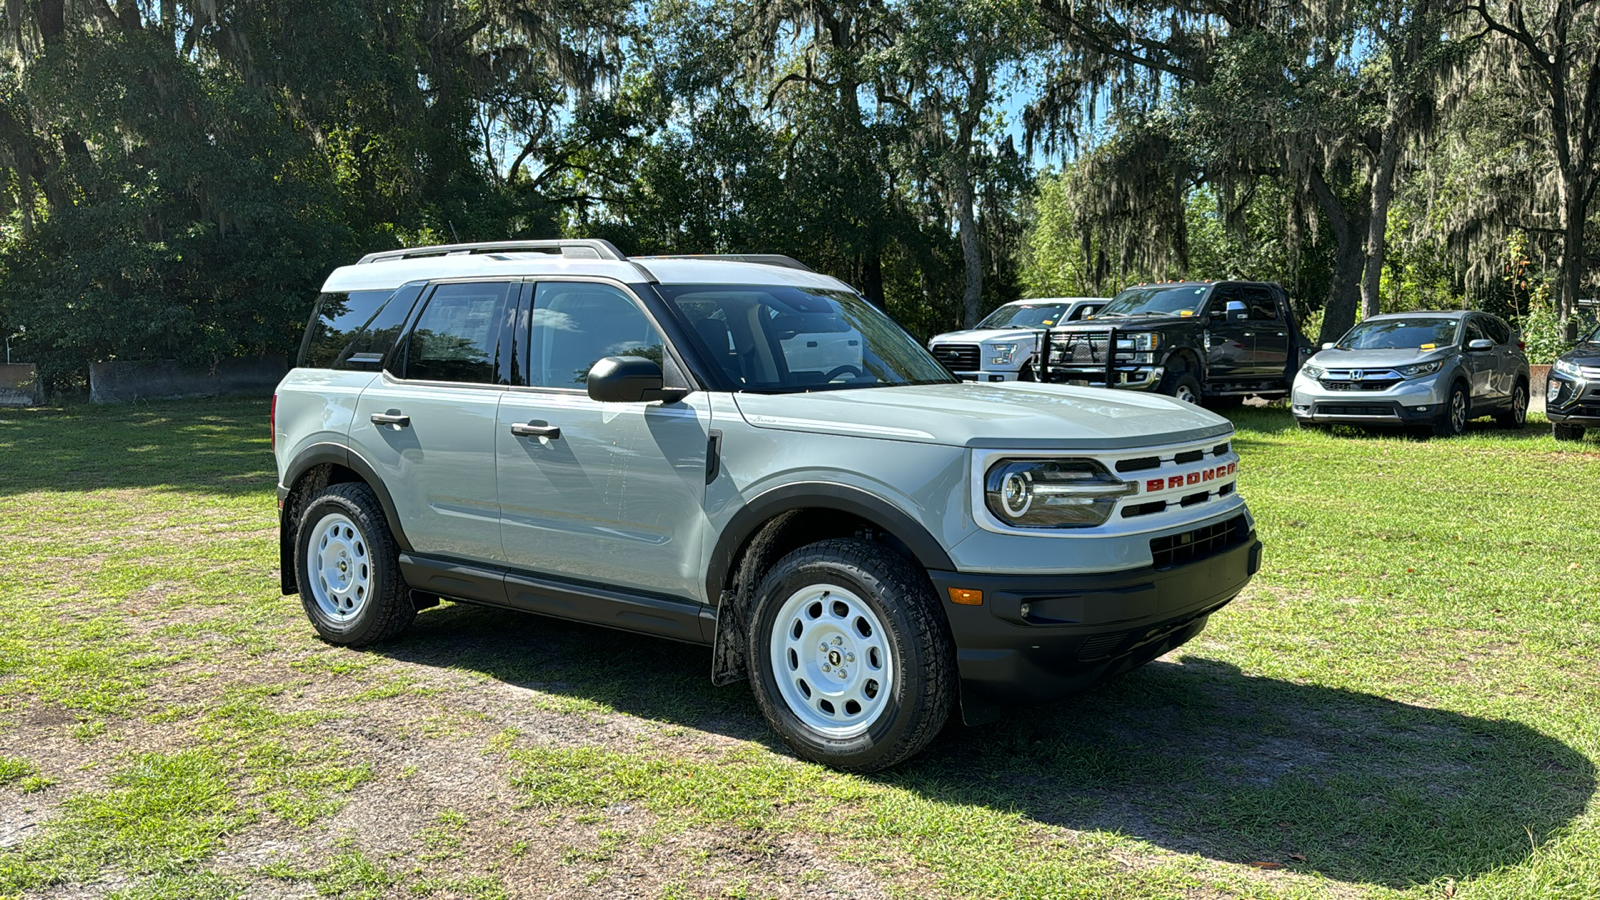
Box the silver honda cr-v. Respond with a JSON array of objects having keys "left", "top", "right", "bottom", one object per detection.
[{"left": 1291, "top": 310, "right": 1529, "bottom": 436}]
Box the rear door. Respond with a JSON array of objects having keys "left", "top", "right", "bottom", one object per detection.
[{"left": 350, "top": 280, "right": 518, "bottom": 564}]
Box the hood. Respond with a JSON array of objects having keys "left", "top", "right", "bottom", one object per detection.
[
  {"left": 731, "top": 382, "right": 1233, "bottom": 450},
  {"left": 928, "top": 327, "right": 1043, "bottom": 345},
  {"left": 1307, "top": 346, "right": 1455, "bottom": 369},
  {"left": 1558, "top": 341, "right": 1600, "bottom": 366}
]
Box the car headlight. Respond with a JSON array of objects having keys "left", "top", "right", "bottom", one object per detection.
[
  {"left": 1301, "top": 364, "right": 1324, "bottom": 379},
  {"left": 984, "top": 459, "right": 1134, "bottom": 528},
  {"left": 1114, "top": 333, "right": 1160, "bottom": 351},
  {"left": 1554, "top": 358, "right": 1582, "bottom": 378},
  {"left": 988, "top": 342, "right": 1021, "bottom": 365},
  {"left": 1398, "top": 360, "right": 1444, "bottom": 378}
]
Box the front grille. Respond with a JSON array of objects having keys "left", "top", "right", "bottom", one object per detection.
[
  {"left": 1318, "top": 404, "right": 1394, "bottom": 416},
  {"left": 1322, "top": 380, "right": 1399, "bottom": 392},
  {"left": 1150, "top": 514, "right": 1248, "bottom": 570},
  {"left": 931, "top": 343, "right": 979, "bottom": 372},
  {"left": 1116, "top": 456, "right": 1161, "bottom": 473},
  {"left": 1049, "top": 331, "right": 1111, "bottom": 365}
]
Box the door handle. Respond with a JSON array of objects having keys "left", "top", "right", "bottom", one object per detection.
[
  {"left": 370, "top": 412, "right": 410, "bottom": 428},
  {"left": 1242, "top": 332, "right": 1254, "bottom": 337},
  {"left": 510, "top": 422, "right": 561, "bottom": 440},
  {"left": 1276, "top": 332, "right": 1286, "bottom": 337}
]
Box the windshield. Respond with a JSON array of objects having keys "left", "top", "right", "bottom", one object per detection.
[
  {"left": 1337, "top": 318, "right": 1459, "bottom": 351},
  {"left": 1097, "top": 285, "right": 1209, "bottom": 318},
  {"left": 977, "top": 303, "right": 1067, "bottom": 329},
  {"left": 656, "top": 284, "right": 956, "bottom": 393}
]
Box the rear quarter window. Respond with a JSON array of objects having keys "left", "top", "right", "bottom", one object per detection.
[{"left": 297, "top": 286, "right": 419, "bottom": 369}]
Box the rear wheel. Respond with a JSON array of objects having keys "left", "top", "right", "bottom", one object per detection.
[
  {"left": 295, "top": 482, "right": 415, "bottom": 646},
  {"left": 1553, "top": 423, "right": 1587, "bottom": 442},
  {"left": 1431, "top": 383, "right": 1469, "bottom": 437},
  {"left": 1495, "top": 380, "right": 1528, "bottom": 429},
  {"left": 746, "top": 539, "right": 954, "bottom": 772}
]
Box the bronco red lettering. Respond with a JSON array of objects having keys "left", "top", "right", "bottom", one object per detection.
[
  {"left": 1168, "top": 476, "right": 1182, "bottom": 490},
  {"left": 1147, "top": 478, "right": 1162, "bottom": 492}
]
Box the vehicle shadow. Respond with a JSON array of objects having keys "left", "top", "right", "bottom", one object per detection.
[
  {"left": 382, "top": 602, "right": 1595, "bottom": 889},
  {"left": 1226, "top": 406, "right": 1565, "bottom": 445},
  {"left": 0, "top": 397, "right": 274, "bottom": 497}
]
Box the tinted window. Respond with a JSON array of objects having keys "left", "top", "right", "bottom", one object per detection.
[
  {"left": 1464, "top": 317, "right": 1487, "bottom": 345},
  {"left": 976, "top": 303, "right": 1067, "bottom": 329},
  {"left": 1243, "top": 286, "right": 1279, "bottom": 321},
  {"left": 1099, "top": 285, "right": 1209, "bottom": 318},
  {"left": 396, "top": 282, "right": 514, "bottom": 384},
  {"left": 1067, "top": 303, "right": 1102, "bottom": 321},
  {"left": 1481, "top": 316, "right": 1511, "bottom": 345},
  {"left": 299, "top": 290, "right": 395, "bottom": 368},
  {"left": 528, "top": 283, "right": 665, "bottom": 389},
  {"left": 658, "top": 284, "right": 954, "bottom": 393}
]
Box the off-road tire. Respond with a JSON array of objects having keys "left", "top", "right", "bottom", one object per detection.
[
  {"left": 1553, "top": 423, "right": 1587, "bottom": 442},
  {"left": 1206, "top": 395, "right": 1245, "bottom": 410},
  {"left": 746, "top": 539, "right": 955, "bottom": 772},
  {"left": 295, "top": 482, "right": 415, "bottom": 646},
  {"left": 1158, "top": 369, "right": 1203, "bottom": 405},
  {"left": 1494, "top": 380, "right": 1529, "bottom": 429},
  {"left": 1431, "top": 383, "right": 1470, "bottom": 438}
]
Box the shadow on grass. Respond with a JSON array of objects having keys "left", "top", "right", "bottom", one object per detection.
[
  {"left": 0, "top": 398, "right": 274, "bottom": 497},
  {"left": 1225, "top": 404, "right": 1576, "bottom": 447},
  {"left": 381, "top": 602, "right": 1594, "bottom": 890}
]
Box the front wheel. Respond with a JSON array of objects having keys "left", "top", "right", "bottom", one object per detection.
[
  {"left": 1495, "top": 381, "right": 1528, "bottom": 429},
  {"left": 746, "top": 540, "right": 955, "bottom": 772},
  {"left": 295, "top": 482, "right": 415, "bottom": 646},
  {"left": 1158, "top": 370, "right": 1203, "bottom": 405},
  {"left": 1431, "top": 383, "right": 1469, "bottom": 437}
]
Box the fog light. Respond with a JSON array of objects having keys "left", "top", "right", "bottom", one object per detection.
[
  {"left": 1548, "top": 380, "right": 1561, "bottom": 402},
  {"left": 1019, "top": 602, "right": 1032, "bottom": 618},
  {"left": 1417, "top": 406, "right": 1429, "bottom": 412}
]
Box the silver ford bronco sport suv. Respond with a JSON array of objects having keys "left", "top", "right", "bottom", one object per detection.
[{"left": 273, "top": 240, "right": 1262, "bottom": 771}]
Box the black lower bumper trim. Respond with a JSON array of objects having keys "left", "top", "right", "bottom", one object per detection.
[{"left": 929, "top": 533, "right": 1260, "bottom": 722}]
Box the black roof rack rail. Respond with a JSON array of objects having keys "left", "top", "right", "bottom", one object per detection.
[
  {"left": 637, "top": 254, "right": 813, "bottom": 272},
  {"left": 356, "top": 239, "right": 627, "bottom": 265}
]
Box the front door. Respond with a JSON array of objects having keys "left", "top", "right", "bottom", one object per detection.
[
  {"left": 1204, "top": 285, "right": 1251, "bottom": 387},
  {"left": 351, "top": 280, "right": 517, "bottom": 564},
  {"left": 497, "top": 280, "right": 712, "bottom": 601},
  {"left": 1459, "top": 316, "right": 1498, "bottom": 406}
]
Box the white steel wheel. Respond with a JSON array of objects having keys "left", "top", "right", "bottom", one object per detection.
[
  {"left": 307, "top": 512, "right": 372, "bottom": 623},
  {"left": 769, "top": 583, "right": 895, "bottom": 739}
]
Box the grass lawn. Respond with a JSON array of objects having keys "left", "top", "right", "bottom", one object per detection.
[{"left": 0, "top": 397, "right": 1596, "bottom": 899}]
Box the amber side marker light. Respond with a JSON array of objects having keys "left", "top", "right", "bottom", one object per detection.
[{"left": 947, "top": 588, "right": 983, "bottom": 606}]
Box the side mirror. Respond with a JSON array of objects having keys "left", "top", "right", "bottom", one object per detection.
[
  {"left": 1321, "top": 342, "right": 1335, "bottom": 350},
  {"left": 1466, "top": 338, "right": 1494, "bottom": 352},
  {"left": 1225, "top": 300, "right": 1248, "bottom": 321},
  {"left": 586, "top": 356, "right": 683, "bottom": 403}
]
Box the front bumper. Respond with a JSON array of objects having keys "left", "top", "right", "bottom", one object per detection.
[
  {"left": 952, "top": 367, "right": 1024, "bottom": 383},
  {"left": 930, "top": 523, "right": 1261, "bottom": 721},
  {"left": 1042, "top": 365, "right": 1164, "bottom": 390},
  {"left": 1290, "top": 373, "right": 1446, "bottom": 424},
  {"left": 1546, "top": 372, "right": 1600, "bottom": 426}
]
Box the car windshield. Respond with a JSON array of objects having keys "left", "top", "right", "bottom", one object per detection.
[
  {"left": 656, "top": 284, "right": 957, "bottom": 393},
  {"left": 977, "top": 303, "right": 1068, "bottom": 329},
  {"left": 1337, "top": 318, "right": 1459, "bottom": 350},
  {"left": 1096, "top": 285, "right": 1209, "bottom": 318}
]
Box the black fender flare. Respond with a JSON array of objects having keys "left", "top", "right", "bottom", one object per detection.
[
  {"left": 703, "top": 481, "right": 954, "bottom": 605},
  {"left": 278, "top": 442, "right": 413, "bottom": 594}
]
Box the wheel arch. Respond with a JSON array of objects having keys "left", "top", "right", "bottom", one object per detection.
[{"left": 278, "top": 443, "right": 412, "bottom": 595}]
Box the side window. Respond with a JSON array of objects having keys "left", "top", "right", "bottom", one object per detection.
[
  {"left": 1207, "top": 286, "right": 1240, "bottom": 319},
  {"left": 1482, "top": 316, "right": 1511, "bottom": 345},
  {"left": 300, "top": 289, "right": 397, "bottom": 368},
  {"left": 1463, "top": 317, "right": 1487, "bottom": 345},
  {"left": 1244, "top": 286, "right": 1280, "bottom": 321},
  {"left": 528, "top": 282, "right": 666, "bottom": 389},
  {"left": 395, "top": 281, "right": 514, "bottom": 384},
  {"left": 1068, "top": 303, "right": 1100, "bottom": 321}
]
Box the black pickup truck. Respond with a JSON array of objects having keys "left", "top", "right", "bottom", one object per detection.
[{"left": 1037, "top": 280, "right": 1310, "bottom": 407}]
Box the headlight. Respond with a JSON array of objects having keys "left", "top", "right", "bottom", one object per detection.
[
  {"left": 1398, "top": 360, "right": 1444, "bottom": 378},
  {"left": 1554, "top": 358, "right": 1582, "bottom": 378},
  {"left": 984, "top": 459, "right": 1134, "bottom": 528},
  {"left": 1301, "top": 364, "right": 1324, "bottom": 379},
  {"left": 1114, "top": 333, "right": 1160, "bottom": 351},
  {"left": 988, "top": 342, "right": 1020, "bottom": 365}
]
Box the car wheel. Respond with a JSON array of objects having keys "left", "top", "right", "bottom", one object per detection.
[
  {"left": 1018, "top": 363, "right": 1036, "bottom": 382},
  {"left": 1553, "top": 423, "right": 1587, "bottom": 442},
  {"left": 1431, "top": 383, "right": 1469, "bottom": 437},
  {"left": 295, "top": 482, "right": 415, "bottom": 646},
  {"left": 1495, "top": 380, "right": 1528, "bottom": 429},
  {"left": 1206, "top": 395, "right": 1245, "bottom": 410},
  {"left": 1158, "top": 370, "right": 1203, "bottom": 405},
  {"left": 746, "top": 539, "right": 955, "bottom": 772}
]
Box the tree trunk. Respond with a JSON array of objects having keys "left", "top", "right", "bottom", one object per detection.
[
  {"left": 1363, "top": 101, "right": 1405, "bottom": 319},
  {"left": 956, "top": 164, "right": 983, "bottom": 327},
  {"left": 1558, "top": 179, "right": 1585, "bottom": 327},
  {"left": 860, "top": 249, "right": 885, "bottom": 309},
  {"left": 1309, "top": 169, "right": 1367, "bottom": 344}
]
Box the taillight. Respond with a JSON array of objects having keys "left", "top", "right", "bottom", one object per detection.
[
  {"left": 1518, "top": 340, "right": 1526, "bottom": 351},
  {"left": 270, "top": 394, "right": 277, "bottom": 453}
]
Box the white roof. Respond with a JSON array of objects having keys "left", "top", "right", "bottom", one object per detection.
[
  {"left": 1004, "top": 296, "right": 1108, "bottom": 305},
  {"left": 320, "top": 251, "right": 854, "bottom": 294}
]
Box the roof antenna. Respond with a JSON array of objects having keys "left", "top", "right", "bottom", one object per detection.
[{"left": 449, "top": 220, "right": 461, "bottom": 243}]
